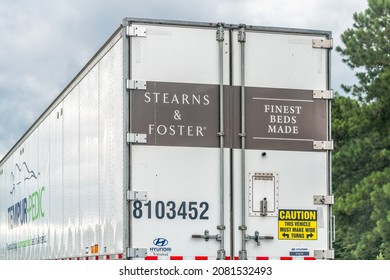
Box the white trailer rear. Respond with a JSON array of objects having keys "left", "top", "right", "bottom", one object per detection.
[{"left": 0, "top": 18, "right": 334, "bottom": 260}]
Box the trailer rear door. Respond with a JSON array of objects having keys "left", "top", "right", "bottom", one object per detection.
[
  {"left": 231, "top": 26, "right": 333, "bottom": 260},
  {"left": 126, "top": 21, "right": 231, "bottom": 260}
]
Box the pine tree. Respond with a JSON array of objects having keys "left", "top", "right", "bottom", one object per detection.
[{"left": 334, "top": 0, "right": 390, "bottom": 259}]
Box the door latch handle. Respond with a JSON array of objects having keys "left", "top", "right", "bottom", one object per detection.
[
  {"left": 260, "top": 197, "right": 267, "bottom": 216},
  {"left": 192, "top": 230, "right": 221, "bottom": 241},
  {"left": 247, "top": 231, "right": 274, "bottom": 246}
]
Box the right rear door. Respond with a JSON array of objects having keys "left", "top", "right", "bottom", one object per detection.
[{"left": 231, "top": 26, "right": 334, "bottom": 260}]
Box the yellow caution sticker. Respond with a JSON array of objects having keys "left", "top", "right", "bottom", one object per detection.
[{"left": 278, "top": 209, "right": 317, "bottom": 240}]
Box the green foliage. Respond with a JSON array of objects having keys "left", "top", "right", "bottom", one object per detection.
[
  {"left": 334, "top": 167, "right": 390, "bottom": 259},
  {"left": 336, "top": 0, "right": 390, "bottom": 103},
  {"left": 334, "top": 0, "right": 390, "bottom": 259}
]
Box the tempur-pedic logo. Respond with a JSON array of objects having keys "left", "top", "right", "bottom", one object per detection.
[
  {"left": 7, "top": 162, "right": 45, "bottom": 229},
  {"left": 150, "top": 238, "right": 172, "bottom": 256}
]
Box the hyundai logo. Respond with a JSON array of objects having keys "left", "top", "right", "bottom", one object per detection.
[{"left": 153, "top": 238, "right": 168, "bottom": 247}]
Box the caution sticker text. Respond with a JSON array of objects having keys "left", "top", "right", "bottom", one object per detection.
[{"left": 278, "top": 209, "right": 317, "bottom": 240}]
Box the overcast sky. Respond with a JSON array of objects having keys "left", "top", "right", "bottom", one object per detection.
[{"left": 0, "top": 0, "right": 368, "bottom": 160}]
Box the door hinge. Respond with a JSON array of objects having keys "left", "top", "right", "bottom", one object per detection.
[
  {"left": 126, "top": 248, "right": 147, "bottom": 259},
  {"left": 314, "top": 249, "right": 334, "bottom": 260},
  {"left": 127, "top": 133, "right": 147, "bottom": 144},
  {"left": 313, "top": 90, "right": 334, "bottom": 100},
  {"left": 313, "top": 141, "right": 334, "bottom": 151},
  {"left": 313, "top": 195, "right": 334, "bottom": 205},
  {"left": 126, "top": 26, "right": 146, "bottom": 37},
  {"left": 312, "top": 38, "right": 333, "bottom": 49},
  {"left": 127, "top": 190, "right": 147, "bottom": 201},
  {"left": 127, "top": 79, "right": 147, "bottom": 90}
]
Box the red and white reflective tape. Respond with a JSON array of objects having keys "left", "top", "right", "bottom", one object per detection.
[
  {"left": 56, "top": 254, "right": 316, "bottom": 260},
  {"left": 144, "top": 256, "right": 209, "bottom": 260},
  {"left": 170, "top": 256, "right": 184, "bottom": 260},
  {"left": 194, "top": 256, "right": 208, "bottom": 260},
  {"left": 145, "top": 256, "right": 316, "bottom": 260},
  {"left": 58, "top": 254, "right": 124, "bottom": 260}
]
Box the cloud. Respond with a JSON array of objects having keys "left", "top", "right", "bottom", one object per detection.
[{"left": 0, "top": 0, "right": 368, "bottom": 159}]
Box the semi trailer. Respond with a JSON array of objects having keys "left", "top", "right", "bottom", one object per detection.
[{"left": 0, "top": 18, "right": 334, "bottom": 260}]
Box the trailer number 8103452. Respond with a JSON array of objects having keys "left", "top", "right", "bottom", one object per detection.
[{"left": 132, "top": 200, "right": 209, "bottom": 220}]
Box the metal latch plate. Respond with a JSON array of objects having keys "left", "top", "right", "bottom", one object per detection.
[
  {"left": 313, "top": 90, "right": 334, "bottom": 100},
  {"left": 127, "top": 190, "right": 147, "bottom": 201},
  {"left": 312, "top": 38, "right": 333, "bottom": 49},
  {"left": 127, "top": 133, "right": 147, "bottom": 144},
  {"left": 313, "top": 141, "right": 334, "bottom": 151},
  {"left": 126, "top": 248, "right": 147, "bottom": 259},
  {"left": 314, "top": 195, "right": 334, "bottom": 205}
]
